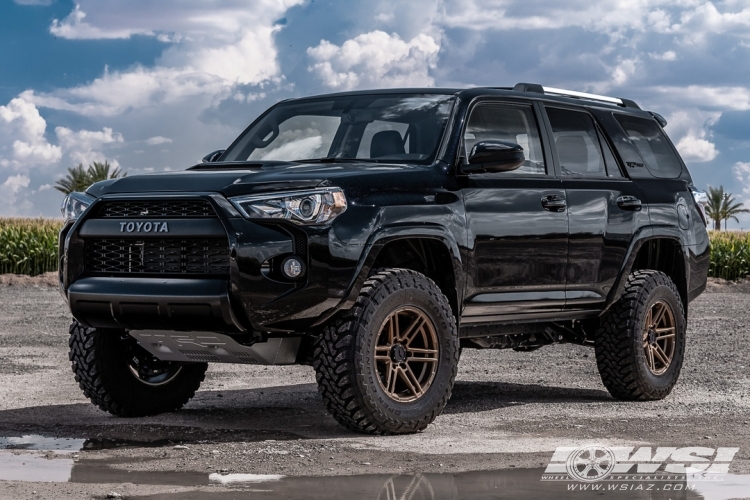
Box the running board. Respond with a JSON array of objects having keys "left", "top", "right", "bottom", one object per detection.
[{"left": 128, "top": 330, "right": 301, "bottom": 365}]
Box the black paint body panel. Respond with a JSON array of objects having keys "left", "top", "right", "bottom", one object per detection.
[{"left": 60, "top": 86, "right": 710, "bottom": 335}]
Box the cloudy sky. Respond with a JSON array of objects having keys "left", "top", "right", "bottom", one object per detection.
[{"left": 1, "top": 0, "right": 750, "bottom": 224}]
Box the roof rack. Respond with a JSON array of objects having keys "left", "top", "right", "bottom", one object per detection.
[{"left": 512, "top": 83, "right": 640, "bottom": 109}]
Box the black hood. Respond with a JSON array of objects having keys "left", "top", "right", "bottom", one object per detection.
[{"left": 87, "top": 161, "right": 445, "bottom": 198}]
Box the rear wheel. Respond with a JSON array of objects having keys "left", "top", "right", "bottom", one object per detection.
[
  {"left": 314, "top": 269, "right": 458, "bottom": 434},
  {"left": 69, "top": 320, "right": 207, "bottom": 416},
  {"left": 595, "top": 270, "right": 686, "bottom": 401}
]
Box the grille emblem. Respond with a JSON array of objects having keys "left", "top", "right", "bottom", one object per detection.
[
  {"left": 119, "top": 221, "right": 169, "bottom": 233},
  {"left": 140, "top": 208, "right": 149, "bottom": 216}
]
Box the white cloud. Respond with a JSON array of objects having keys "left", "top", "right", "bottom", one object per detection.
[
  {"left": 733, "top": 161, "right": 750, "bottom": 198},
  {"left": 649, "top": 50, "right": 677, "bottom": 60},
  {"left": 675, "top": 133, "right": 719, "bottom": 162},
  {"left": 32, "top": 0, "right": 304, "bottom": 117},
  {"left": 611, "top": 58, "right": 639, "bottom": 85},
  {"left": 676, "top": 2, "right": 750, "bottom": 44},
  {"left": 2, "top": 174, "right": 30, "bottom": 193},
  {"left": 308, "top": 31, "right": 440, "bottom": 90},
  {"left": 50, "top": 5, "right": 152, "bottom": 40},
  {"left": 435, "top": 0, "right": 750, "bottom": 41},
  {"left": 649, "top": 85, "right": 750, "bottom": 110},
  {"left": 14, "top": 0, "right": 53, "bottom": 5},
  {"left": 145, "top": 136, "right": 173, "bottom": 145},
  {"left": 55, "top": 126, "right": 124, "bottom": 166},
  {"left": 0, "top": 175, "right": 32, "bottom": 215},
  {"left": 666, "top": 109, "right": 720, "bottom": 163},
  {"left": 0, "top": 97, "right": 62, "bottom": 168}
]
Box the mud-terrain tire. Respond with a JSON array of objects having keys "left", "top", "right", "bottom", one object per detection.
[
  {"left": 314, "top": 269, "right": 459, "bottom": 434},
  {"left": 595, "top": 270, "right": 686, "bottom": 401},
  {"left": 69, "top": 321, "right": 207, "bottom": 417}
]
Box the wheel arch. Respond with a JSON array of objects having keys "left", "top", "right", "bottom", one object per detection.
[
  {"left": 314, "top": 225, "right": 465, "bottom": 327},
  {"left": 607, "top": 230, "right": 689, "bottom": 316}
]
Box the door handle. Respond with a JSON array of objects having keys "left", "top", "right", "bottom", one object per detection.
[
  {"left": 617, "top": 195, "right": 642, "bottom": 211},
  {"left": 541, "top": 195, "right": 566, "bottom": 212}
]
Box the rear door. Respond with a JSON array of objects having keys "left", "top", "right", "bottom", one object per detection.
[
  {"left": 541, "top": 105, "right": 648, "bottom": 310},
  {"left": 460, "top": 100, "right": 569, "bottom": 321}
]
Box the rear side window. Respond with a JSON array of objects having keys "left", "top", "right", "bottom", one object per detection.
[
  {"left": 613, "top": 114, "right": 683, "bottom": 178},
  {"left": 546, "top": 108, "right": 608, "bottom": 178}
]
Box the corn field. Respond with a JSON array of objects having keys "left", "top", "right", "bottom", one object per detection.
[
  {"left": 0, "top": 218, "right": 63, "bottom": 276},
  {"left": 708, "top": 231, "right": 750, "bottom": 281}
]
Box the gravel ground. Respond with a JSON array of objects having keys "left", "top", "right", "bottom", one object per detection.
[{"left": 0, "top": 278, "right": 748, "bottom": 499}]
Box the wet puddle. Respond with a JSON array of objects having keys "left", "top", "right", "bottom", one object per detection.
[
  {"left": 0, "top": 435, "right": 84, "bottom": 452},
  {"left": 0, "top": 436, "right": 748, "bottom": 499}
]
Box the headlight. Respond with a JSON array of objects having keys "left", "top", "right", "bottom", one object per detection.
[
  {"left": 229, "top": 188, "right": 347, "bottom": 225},
  {"left": 61, "top": 192, "right": 95, "bottom": 223}
]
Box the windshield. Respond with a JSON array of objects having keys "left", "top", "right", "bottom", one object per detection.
[{"left": 222, "top": 94, "right": 456, "bottom": 164}]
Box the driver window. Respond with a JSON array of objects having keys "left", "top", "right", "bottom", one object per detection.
[
  {"left": 464, "top": 104, "right": 546, "bottom": 175},
  {"left": 357, "top": 120, "right": 410, "bottom": 158}
]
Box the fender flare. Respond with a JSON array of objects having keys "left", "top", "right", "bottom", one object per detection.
[
  {"left": 312, "top": 224, "right": 465, "bottom": 326},
  {"left": 604, "top": 226, "right": 689, "bottom": 312}
]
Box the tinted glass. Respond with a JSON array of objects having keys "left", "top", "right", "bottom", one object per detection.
[
  {"left": 614, "top": 114, "right": 683, "bottom": 178},
  {"left": 223, "top": 94, "right": 455, "bottom": 164},
  {"left": 599, "top": 130, "right": 624, "bottom": 178},
  {"left": 546, "top": 108, "right": 607, "bottom": 178},
  {"left": 464, "top": 104, "right": 546, "bottom": 175}
]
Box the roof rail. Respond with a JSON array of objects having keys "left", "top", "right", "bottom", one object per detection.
[{"left": 512, "top": 83, "right": 640, "bottom": 109}]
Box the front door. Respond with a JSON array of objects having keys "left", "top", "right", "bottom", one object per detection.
[{"left": 460, "top": 101, "right": 568, "bottom": 322}]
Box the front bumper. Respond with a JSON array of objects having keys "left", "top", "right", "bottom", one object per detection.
[
  {"left": 60, "top": 193, "right": 363, "bottom": 333},
  {"left": 68, "top": 277, "right": 241, "bottom": 331}
]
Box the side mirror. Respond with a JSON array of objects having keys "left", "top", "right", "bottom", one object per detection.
[
  {"left": 463, "top": 141, "right": 525, "bottom": 173},
  {"left": 202, "top": 150, "right": 226, "bottom": 163}
]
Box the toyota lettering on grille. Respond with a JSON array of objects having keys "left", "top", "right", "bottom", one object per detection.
[{"left": 119, "top": 221, "right": 169, "bottom": 233}]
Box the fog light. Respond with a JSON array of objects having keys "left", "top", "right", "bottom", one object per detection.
[{"left": 282, "top": 256, "right": 305, "bottom": 279}]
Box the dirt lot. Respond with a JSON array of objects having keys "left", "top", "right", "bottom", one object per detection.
[{"left": 0, "top": 277, "right": 748, "bottom": 499}]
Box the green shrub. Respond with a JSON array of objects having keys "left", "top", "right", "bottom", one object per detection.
[
  {"left": 708, "top": 230, "right": 750, "bottom": 281},
  {"left": 0, "top": 218, "right": 63, "bottom": 276}
]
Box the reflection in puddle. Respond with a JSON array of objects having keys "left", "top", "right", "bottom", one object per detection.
[
  {"left": 0, "top": 438, "right": 748, "bottom": 500},
  {"left": 0, "top": 435, "right": 85, "bottom": 452},
  {"left": 688, "top": 471, "right": 750, "bottom": 500},
  {"left": 0, "top": 454, "right": 73, "bottom": 483},
  {"left": 209, "top": 473, "right": 285, "bottom": 485}
]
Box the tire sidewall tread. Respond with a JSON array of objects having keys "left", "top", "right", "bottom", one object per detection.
[{"left": 595, "top": 270, "right": 686, "bottom": 401}]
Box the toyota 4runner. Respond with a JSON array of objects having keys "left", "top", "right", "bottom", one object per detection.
[{"left": 59, "top": 83, "right": 710, "bottom": 434}]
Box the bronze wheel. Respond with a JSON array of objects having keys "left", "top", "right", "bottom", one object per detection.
[
  {"left": 374, "top": 307, "right": 439, "bottom": 403},
  {"left": 642, "top": 299, "right": 676, "bottom": 375},
  {"left": 595, "top": 270, "right": 686, "bottom": 401},
  {"left": 314, "top": 268, "right": 459, "bottom": 434}
]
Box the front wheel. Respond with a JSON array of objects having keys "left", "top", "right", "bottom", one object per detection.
[
  {"left": 314, "top": 269, "right": 459, "bottom": 434},
  {"left": 69, "top": 321, "right": 207, "bottom": 417},
  {"left": 595, "top": 270, "right": 686, "bottom": 401}
]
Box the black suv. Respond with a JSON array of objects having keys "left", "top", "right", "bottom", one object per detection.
[{"left": 59, "top": 83, "right": 709, "bottom": 435}]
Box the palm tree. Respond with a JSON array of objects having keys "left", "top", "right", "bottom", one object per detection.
[
  {"left": 705, "top": 185, "right": 749, "bottom": 230},
  {"left": 54, "top": 164, "right": 90, "bottom": 195},
  {"left": 54, "top": 160, "right": 125, "bottom": 195},
  {"left": 87, "top": 160, "right": 123, "bottom": 183}
]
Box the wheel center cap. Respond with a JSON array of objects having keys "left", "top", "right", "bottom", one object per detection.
[
  {"left": 390, "top": 344, "right": 407, "bottom": 364},
  {"left": 647, "top": 329, "right": 657, "bottom": 345}
]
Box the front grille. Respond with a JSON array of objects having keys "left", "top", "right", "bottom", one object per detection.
[
  {"left": 96, "top": 200, "right": 216, "bottom": 218},
  {"left": 85, "top": 239, "right": 229, "bottom": 275}
]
